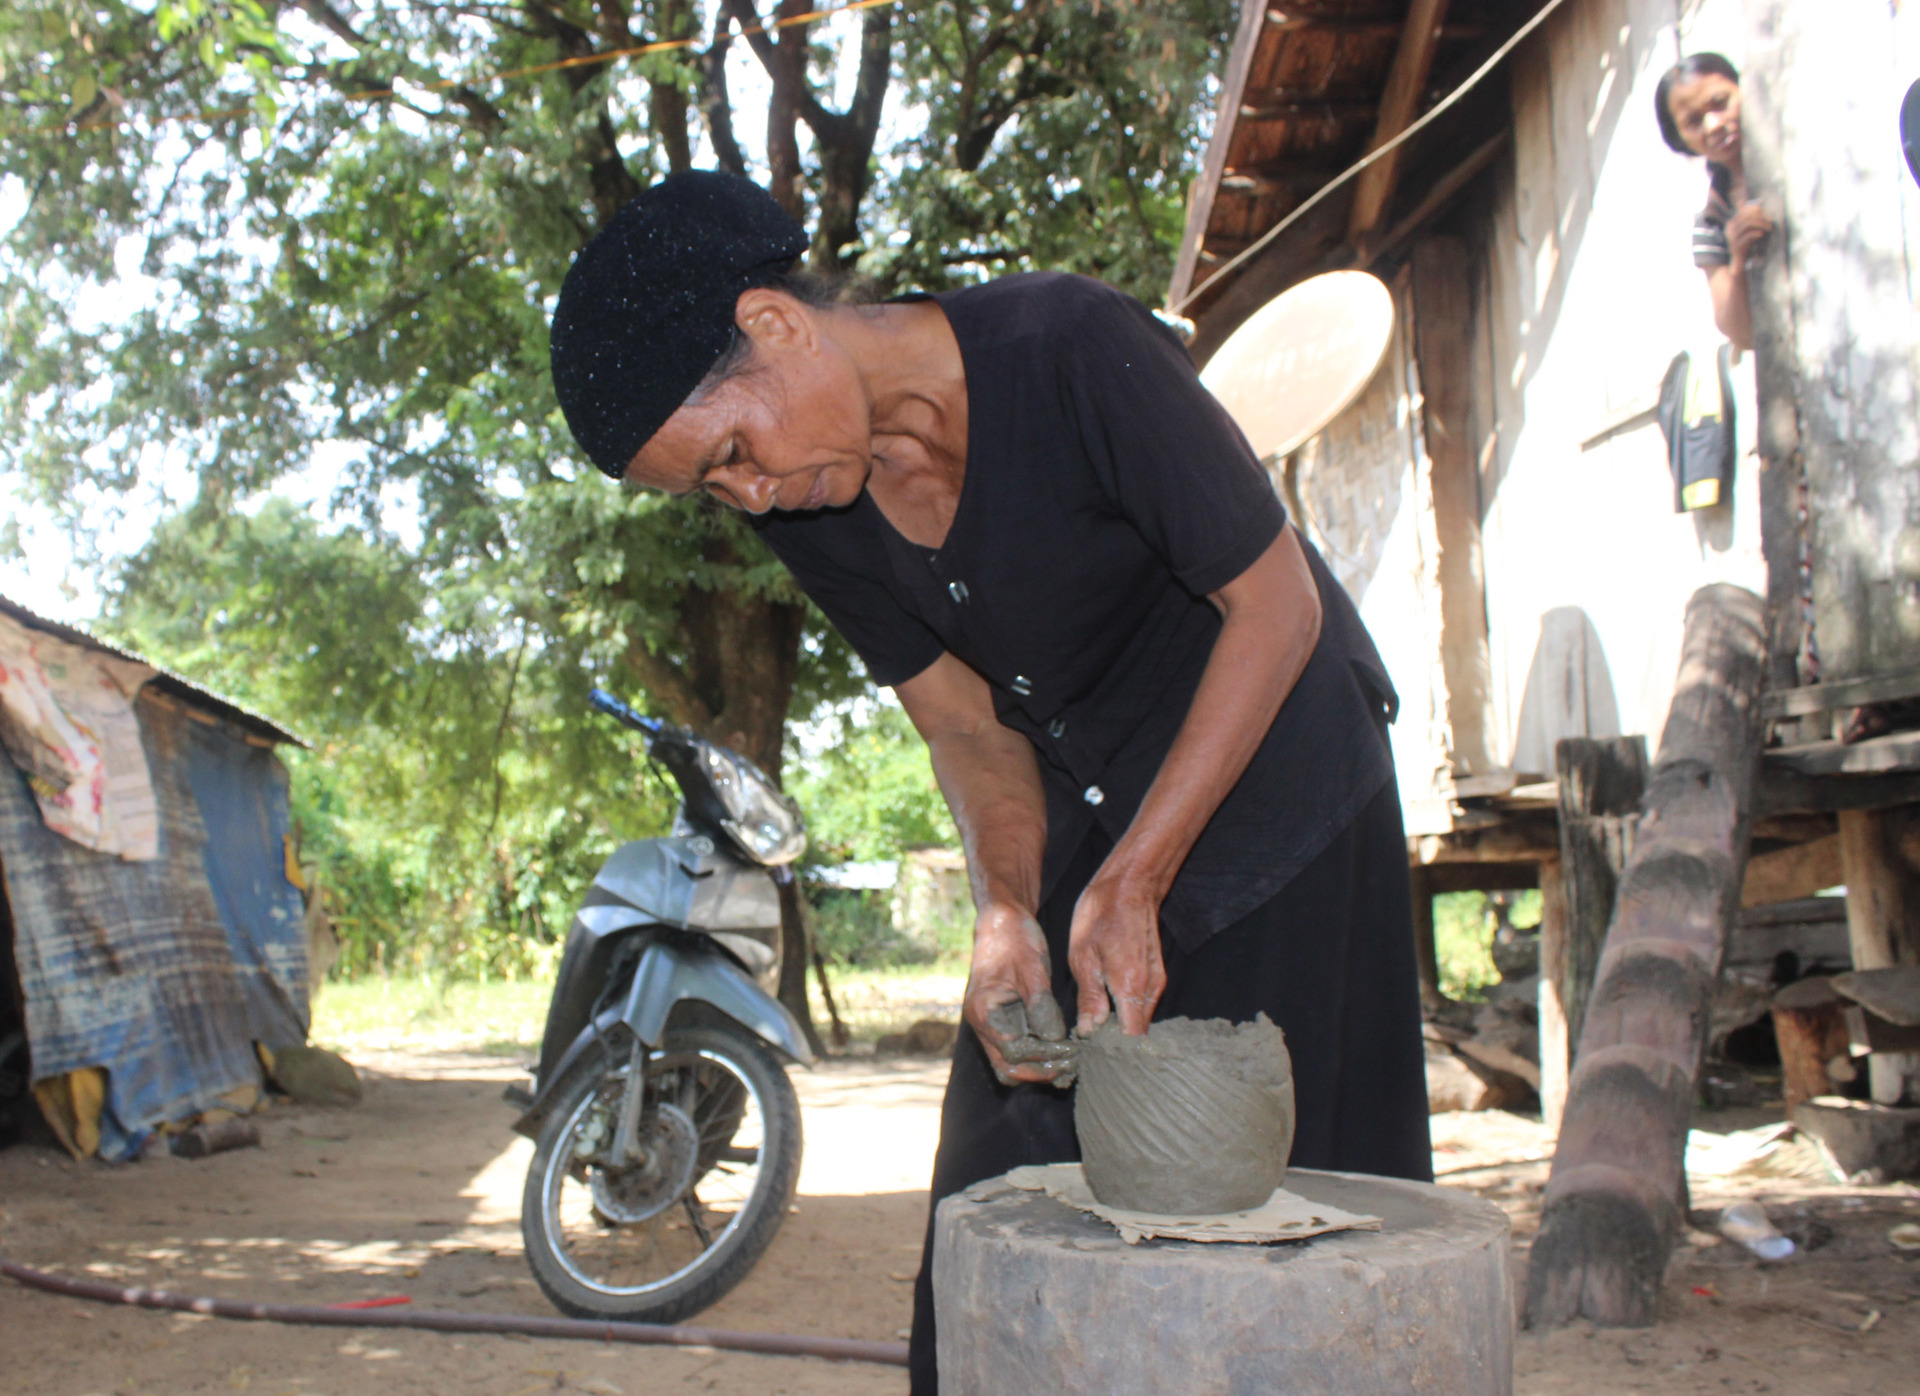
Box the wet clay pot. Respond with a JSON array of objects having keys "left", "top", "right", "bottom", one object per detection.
[{"left": 1073, "top": 1015, "right": 1295, "bottom": 1214}]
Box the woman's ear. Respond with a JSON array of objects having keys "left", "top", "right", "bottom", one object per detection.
[{"left": 734, "top": 287, "right": 816, "bottom": 355}]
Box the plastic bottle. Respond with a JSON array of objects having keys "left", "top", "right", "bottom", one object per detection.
[{"left": 1719, "top": 1200, "right": 1796, "bottom": 1260}]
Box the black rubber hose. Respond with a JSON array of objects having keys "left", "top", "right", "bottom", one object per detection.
[{"left": 0, "top": 1255, "right": 909, "bottom": 1367}]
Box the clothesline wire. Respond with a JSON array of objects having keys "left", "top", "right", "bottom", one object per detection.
[
  {"left": 56, "top": 0, "right": 897, "bottom": 134},
  {"left": 1167, "top": 0, "right": 1575, "bottom": 316}
]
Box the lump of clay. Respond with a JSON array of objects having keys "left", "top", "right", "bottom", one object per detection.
[{"left": 1073, "top": 1015, "right": 1294, "bottom": 1214}]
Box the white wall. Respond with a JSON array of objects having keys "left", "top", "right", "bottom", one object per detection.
[{"left": 1476, "top": 0, "right": 1765, "bottom": 777}]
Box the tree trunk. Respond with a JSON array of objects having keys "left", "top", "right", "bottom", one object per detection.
[
  {"left": 618, "top": 520, "right": 821, "bottom": 1051},
  {"left": 648, "top": 0, "right": 695, "bottom": 174},
  {"left": 776, "top": 876, "right": 827, "bottom": 1058},
  {"left": 763, "top": 0, "right": 811, "bottom": 217},
  {"left": 806, "top": 5, "right": 892, "bottom": 267},
  {"left": 589, "top": 0, "right": 899, "bottom": 1051},
  {"left": 1524, "top": 585, "right": 1768, "bottom": 1330}
]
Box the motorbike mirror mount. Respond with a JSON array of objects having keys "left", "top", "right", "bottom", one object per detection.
[{"left": 589, "top": 686, "right": 665, "bottom": 740}]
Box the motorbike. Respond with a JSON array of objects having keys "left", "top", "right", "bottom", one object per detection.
[{"left": 507, "top": 687, "right": 812, "bottom": 1325}]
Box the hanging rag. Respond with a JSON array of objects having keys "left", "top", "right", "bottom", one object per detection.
[
  {"left": 0, "top": 613, "right": 158, "bottom": 860},
  {"left": 1657, "top": 345, "right": 1737, "bottom": 512}
]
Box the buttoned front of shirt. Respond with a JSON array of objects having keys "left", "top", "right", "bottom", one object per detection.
[{"left": 754, "top": 274, "right": 1396, "bottom": 948}]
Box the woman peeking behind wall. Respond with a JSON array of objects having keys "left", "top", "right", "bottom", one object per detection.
[{"left": 1655, "top": 52, "right": 1774, "bottom": 351}]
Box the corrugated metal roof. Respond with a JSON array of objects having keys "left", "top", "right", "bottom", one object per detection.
[{"left": 0, "top": 594, "right": 305, "bottom": 748}]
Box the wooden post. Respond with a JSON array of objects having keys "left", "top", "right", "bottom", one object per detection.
[
  {"left": 1411, "top": 236, "right": 1499, "bottom": 777},
  {"left": 1537, "top": 858, "right": 1570, "bottom": 1133},
  {"left": 1554, "top": 737, "right": 1649, "bottom": 1048},
  {"left": 1838, "top": 808, "right": 1920, "bottom": 967},
  {"left": 1771, "top": 977, "right": 1854, "bottom": 1113},
  {"left": 1837, "top": 807, "right": 1920, "bottom": 1104},
  {"left": 1737, "top": 6, "right": 1810, "bottom": 706},
  {"left": 1409, "top": 862, "right": 1446, "bottom": 1015},
  {"left": 1740, "top": 831, "right": 1842, "bottom": 906},
  {"left": 1523, "top": 585, "right": 1768, "bottom": 1330},
  {"left": 1744, "top": 3, "right": 1920, "bottom": 698}
]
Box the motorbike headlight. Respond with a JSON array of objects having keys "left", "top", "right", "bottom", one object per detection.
[{"left": 699, "top": 744, "right": 808, "bottom": 865}]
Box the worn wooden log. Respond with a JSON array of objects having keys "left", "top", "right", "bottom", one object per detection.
[
  {"left": 1554, "top": 737, "right": 1649, "bottom": 1049},
  {"left": 1523, "top": 585, "right": 1768, "bottom": 1329},
  {"left": 169, "top": 1115, "right": 261, "bottom": 1160},
  {"left": 1771, "top": 977, "right": 1855, "bottom": 1113}
]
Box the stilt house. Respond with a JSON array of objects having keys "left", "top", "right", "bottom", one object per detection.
[{"left": 1175, "top": 0, "right": 1920, "bottom": 1325}]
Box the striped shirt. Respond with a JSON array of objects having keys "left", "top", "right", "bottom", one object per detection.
[{"left": 1693, "top": 164, "right": 1735, "bottom": 269}]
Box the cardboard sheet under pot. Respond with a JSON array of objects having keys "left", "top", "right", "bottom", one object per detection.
[{"left": 1073, "top": 1015, "right": 1295, "bottom": 1214}]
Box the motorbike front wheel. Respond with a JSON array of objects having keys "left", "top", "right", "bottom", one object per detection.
[{"left": 521, "top": 1025, "right": 802, "bottom": 1324}]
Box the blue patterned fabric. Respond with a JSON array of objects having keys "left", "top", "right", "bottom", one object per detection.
[
  {"left": 0, "top": 699, "right": 306, "bottom": 1159},
  {"left": 183, "top": 719, "right": 309, "bottom": 1048}
]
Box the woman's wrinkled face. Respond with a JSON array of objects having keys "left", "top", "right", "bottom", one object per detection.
[
  {"left": 624, "top": 290, "right": 874, "bottom": 514},
  {"left": 1668, "top": 73, "right": 1743, "bottom": 165}
]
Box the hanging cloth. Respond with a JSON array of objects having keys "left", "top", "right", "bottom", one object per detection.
[
  {"left": 0, "top": 612, "right": 159, "bottom": 860},
  {"left": 1657, "top": 345, "right": 1737, "bottom": 512}
]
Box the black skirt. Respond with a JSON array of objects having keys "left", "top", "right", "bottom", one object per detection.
[{"left": 906, "top": 778, "right": 1432, "bottom": 1393}]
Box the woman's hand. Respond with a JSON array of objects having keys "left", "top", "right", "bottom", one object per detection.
[
  {"left": 1727, "top": 200, "right": 1773, "bottom": 274},
  {"left": 1067, "top": 867, "right": 1167, "bottom": 1036},
  {"left": 897, "top": 653, "right": 1059, "bottom": 1084},
  {"left": 964, "top": 901, "right": 1071, "bottom": 1085},
  {"left": 1060, "top": 529, "right": 1318, "bottom": 1038},
  {"left": 1711, "top": 201, "right": 1775, "bottom": 348}
]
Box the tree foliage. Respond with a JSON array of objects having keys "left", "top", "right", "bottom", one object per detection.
[
  {"left": 789, "top": 701, "right": 956, "bottom": 863},
  {"left": 110, "top": 499, "right": 679, "bottom": 976},
  {"left": 2, "top": 0, "right": 1233, "bottom": 979}
]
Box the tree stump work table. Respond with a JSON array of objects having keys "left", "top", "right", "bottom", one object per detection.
[{"left": 933, "top": 1168, "right": 1513, "bottom": 1395}]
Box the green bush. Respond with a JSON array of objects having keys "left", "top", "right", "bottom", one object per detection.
[{"left": 1434, "top": 889, "right": 1542, "bottom": 1001}]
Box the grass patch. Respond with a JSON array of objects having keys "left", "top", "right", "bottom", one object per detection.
[
  {"left": 311, "top": 975, "right": 550, "bottom": 1055},
  {"left": 811, "top": 956, "right": 968, "bottom": 1043},
  {"left": 1435, "top": 889, "right": 1542, "bottom": 1001},
  {"left": 312, "top": 959, "right": 971, "bottom": 1056},
  {"left": 316, "top": 890, "right": 1519, "bottom": 1054}
]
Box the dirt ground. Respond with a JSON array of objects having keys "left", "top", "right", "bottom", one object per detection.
[{"left": 2, "top": 1049, "right": 1918, "bottom": 1395}]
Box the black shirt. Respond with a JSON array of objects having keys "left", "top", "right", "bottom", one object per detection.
[{"left": 753, "top": 273, "right": 1396, "bottom": 950}]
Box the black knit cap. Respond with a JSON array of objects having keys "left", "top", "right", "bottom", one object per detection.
[{"left": 549, "top": 171, "right": 809, "bottom": 479}]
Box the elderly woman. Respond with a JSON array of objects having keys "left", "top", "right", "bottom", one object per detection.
[
  {"left": 1656, "top": 52, "right": 1774, "bottom": 351},
  {"left": 548, "top": 172, "right": 1431, "bottom": 1392}
]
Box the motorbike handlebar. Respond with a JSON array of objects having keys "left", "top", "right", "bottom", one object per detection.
[{"left": 588, "top": 687, "right": 665, "bottom": 737}]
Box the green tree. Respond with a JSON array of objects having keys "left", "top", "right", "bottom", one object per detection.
[
  {"left": 873, "top": 0, "right": 1229, "bottom": 295},
  {"left": 788, "top": 701, "right": 955, "bottom": 862},
  {"left": 3, "top": 0, "right": 1235, "bottom": 1017},
  {"left": 108, "top": 499, "right": 678, "bottom": 977}
]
